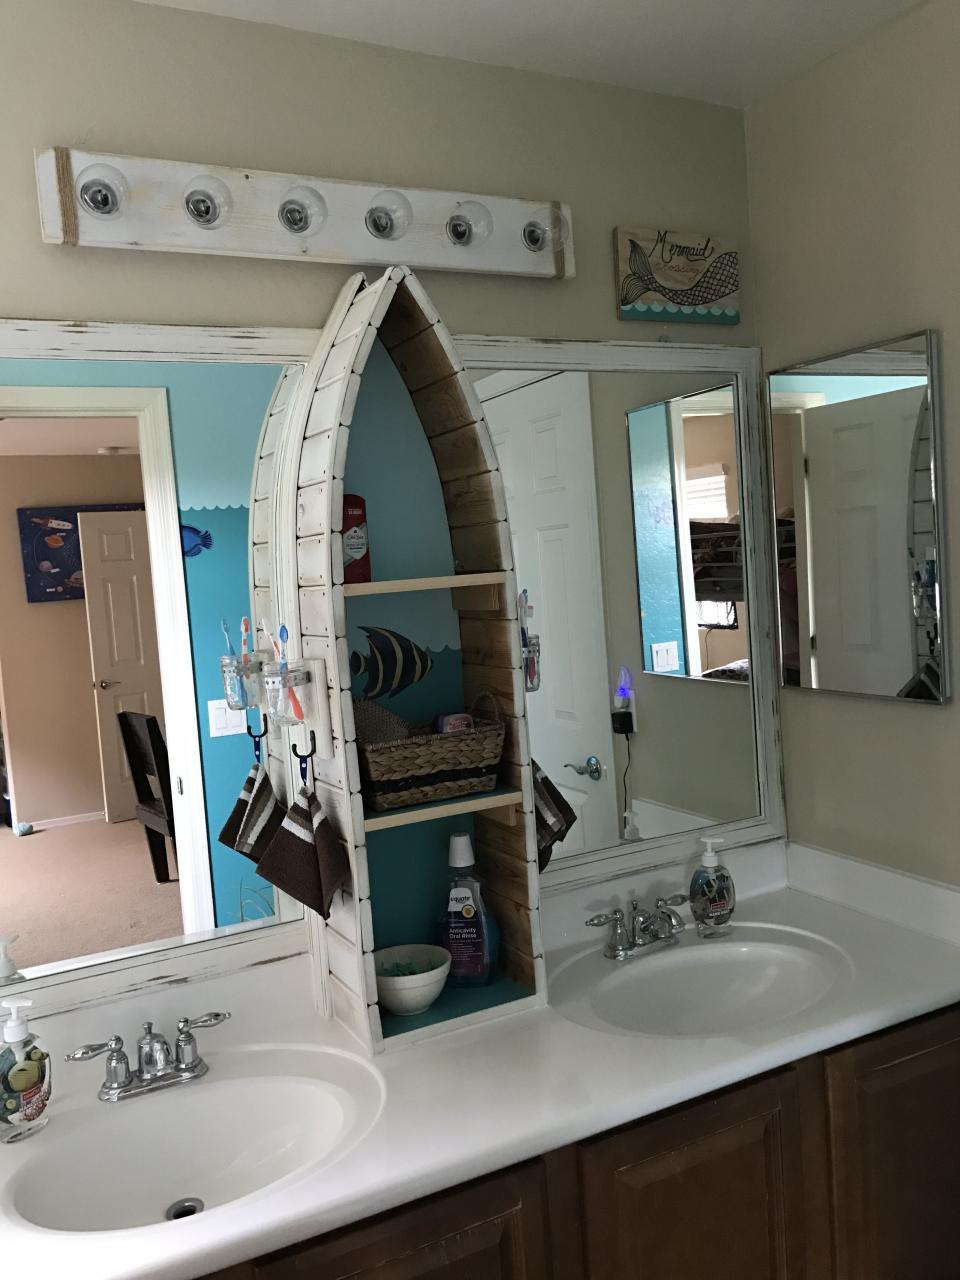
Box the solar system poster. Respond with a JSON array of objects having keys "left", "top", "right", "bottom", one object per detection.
[{"left": 17, "top": 504, "right": 144, "bottom": 604}]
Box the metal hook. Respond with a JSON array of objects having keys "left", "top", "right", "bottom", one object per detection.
[
  {"left": 291, "top": 730, "right": 317, "bottom": 784},
  {"left": 246, "top": 712, "right": 268, "bottom": 764}
]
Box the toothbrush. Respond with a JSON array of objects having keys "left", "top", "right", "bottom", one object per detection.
[
  {"left": 241, "top": 616, "right": 250, "bottom": 666},
  {"left": 220, "top": 618, "right": 236, "bottom": 657},
  {"left": 260, "top": 617, "right": 281, "bottom": 660},
  {"left": 278, "top": 622, "right": 305, "bottom": 721}
]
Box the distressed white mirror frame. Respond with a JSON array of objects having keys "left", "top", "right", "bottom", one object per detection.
[
  {"left": 456, "top": 336, "right": 786, "bottom": 891},
  {"left": 0, "top": 317, "right": 321, "bottom": 1016}
]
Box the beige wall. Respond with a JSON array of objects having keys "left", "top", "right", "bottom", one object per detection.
[
  {"left": 1, "top": 0, "right": 752, "bottom": 343},
  {"left": 746, "top": 0, "right": 960, "bottom": 882},
  {"left": 0, "top": 455, "right": 144, "bottom": 823},
  {"left": 589, "top": 372, "right": 759, "bottom": 824}
]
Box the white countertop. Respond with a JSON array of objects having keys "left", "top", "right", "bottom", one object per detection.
[{"left": 4, "top": 886, "right": 960, "bottom": 1279}]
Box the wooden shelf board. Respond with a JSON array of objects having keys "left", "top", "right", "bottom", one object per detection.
[
  {"left": 364, "top": 787, "right": 523, "bottom": 833},
  {"left": 381, "top": 976, "right": 534, "bottom": 1038},
  {"left": 343, "top": 571, "right": 507, "bottom": 597}
]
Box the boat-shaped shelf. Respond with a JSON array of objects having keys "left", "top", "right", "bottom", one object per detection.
[{"left": 251, "top": 265, "right": 544, "bottom": 1053}]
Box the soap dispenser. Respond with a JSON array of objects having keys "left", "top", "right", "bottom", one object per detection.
[
  {"left": 0, "top": 935, "right": 24, "bottom": 984},
  {"left": 689, "top": 837, "right": 736, "bottom": 935},
  {"left": 0, "top": 998, "right": 52, "bottom": 1143}
]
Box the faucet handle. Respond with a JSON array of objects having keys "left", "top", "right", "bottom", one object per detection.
[
  {"left": 585, "top": 909, "right": 624, "bottom": 928},
  {"left": 657, "top": 894, "right": 688, "bottom": 908},
  {"left": 65, "top": 1035, "right": 124, "bottom": 1062},
  {"left": 65, "top": 1035, "right": 132, "bottom": 1091},
  {"left": 654, "top": 894, "right": 688, "bottom": 932},
  {"left": 177, "top": 1011, "right": 231, "bottom": 1034},
  {"left": 586, "top": 909, "right": 632, "bottom": 960}
]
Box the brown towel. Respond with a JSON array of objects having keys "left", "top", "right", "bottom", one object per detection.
[
  {"left": 234, "top": 764, "right": 284, "bottom": 863},
  {"left": 218, "top": 765, "right": 258, "bottom": 851},
  {"left": 532, "top": 759, "right": 577, "bottom": 872},
  {"left": 258, "top": 786, "right": 350, "bottom": 919}
]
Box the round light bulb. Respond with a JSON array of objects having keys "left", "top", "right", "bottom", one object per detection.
[
  {"left": 446, "top": 200, "right": 494, "bottom": 248},
  {"left": 521, "top": 204, "right": 570, "bottom": 254},
  {"left": 75, "top": 164, "right": 129, "bottom": 219},
  {"left": 183, "top": 175, "right": 232, "bottom": 229},
  {"left": 364, "top": 189, "right": 413, "bottom": 241},
  {"left": 278, "top": 186, "right": 327, "bottom": 237}
]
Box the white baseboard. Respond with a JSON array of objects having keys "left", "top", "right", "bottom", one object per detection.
[
  {"left": 787, "top": 841, "right": 960, "bottom": 948},
  {"left": 28, "top": 811, "right": 105, "bottom": 832}
]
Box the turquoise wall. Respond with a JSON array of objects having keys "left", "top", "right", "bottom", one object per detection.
[
  {"left": 0, "top": 358, "right": 283, "bottom": 926},
  {"left": 628, "top": 403, "right": 689, "bottom": 675},
  {"left": 769, "top": 374, "right": 926, "bottom": 403}
]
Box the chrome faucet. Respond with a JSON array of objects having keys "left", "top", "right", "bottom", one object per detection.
[
  {"left": 587, "top": 894, "right": 688, "bottom": 960},
  {"left": 65, "top": 1012, "right": 230, "bottom": 1102}
]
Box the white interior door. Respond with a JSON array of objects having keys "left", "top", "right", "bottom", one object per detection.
[
  {"left": 79, "top": 509, "right": 164, "bottom": 822},
  {"left": 480, "top": 372, "right": 620, "bottom": 856},
  {"left": 804, "top": 387, "right": 924, "bottom": 695}
]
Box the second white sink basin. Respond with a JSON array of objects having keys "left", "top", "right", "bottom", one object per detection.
[
  {"left": 7, "top": 1043, "right": 385, "bottom": 1233},
  {"left": 551, "top": 923, "right": 854, "bottom": 1038}
]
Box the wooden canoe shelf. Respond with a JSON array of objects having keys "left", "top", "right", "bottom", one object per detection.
[
  {"left": 363, "top": 787, "right": 524, "bottom": 832},
  {"left": 343, "top": 571, "right": 508, "bottom": 597}
]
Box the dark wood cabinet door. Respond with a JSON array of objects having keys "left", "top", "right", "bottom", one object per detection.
[
  {"left": 252, "top": 1164, "right": 551, "bottom": 1279},
  {"left": 578, "top": 1064, "right": 830, "bottom": 1280},
  {"left": 826, "top": 1004, "right": 960, "bottom": 1280}
]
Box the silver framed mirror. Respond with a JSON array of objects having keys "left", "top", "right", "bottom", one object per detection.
[{"left": 768, "top": 330, "right": 946, "bottom": 703}]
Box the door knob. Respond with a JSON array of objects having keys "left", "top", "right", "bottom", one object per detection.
[
  {"left": 97, "top": 679, "right": 120, "bottom": 689},
  {"left": 564, "top": 755, "right": 603, "bottom": 782}
]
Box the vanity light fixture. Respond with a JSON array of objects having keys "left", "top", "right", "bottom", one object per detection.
[
  {"left": 183, "top": 175, "right": 232, "bottom": 228},
  {"left": 446, "top": 200, "right": 494, "bottom": 248},
  {"left": 522, "top": 204, "right": 570, "bottom": 254},
  {"left": 364, "top": 190, "right": 413, "bottom": 241},
  {"left": 75, "top": 163, "right": 128, "bottom": 219},
  {"left": 37, "top": 148, "right": 575, "bottom": 277},
  {"left": 278, "top": 186, "right": 327, "bottom": 236}
]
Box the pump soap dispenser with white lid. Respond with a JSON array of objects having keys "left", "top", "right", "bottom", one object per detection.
[
  {"left": 0, "top": 935, "right": 24, "bottom": 984},
  {"left": 689, "top": 837, "right": 736, "bottom": 936},
  {"left": 0, "top": 997, "right": 52, "bottom": 1143}
]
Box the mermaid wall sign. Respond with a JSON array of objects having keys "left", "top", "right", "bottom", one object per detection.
[{"left": 615, "top": 227, "right": 740, "bottom": 325}]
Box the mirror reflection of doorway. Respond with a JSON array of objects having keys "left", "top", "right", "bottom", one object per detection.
[{"left": 0, "top": 416, "right": 181, "bottom": 969}]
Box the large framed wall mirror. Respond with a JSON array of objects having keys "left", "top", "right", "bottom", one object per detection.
[
  {"left": 462, "top": 340, "right": 783, "bottom": 883},
  {"left": 768, "top": 331, "right": 946, "bottom": 702},
  {"left": 0, "top": 324, "right": 310, "bottom": 1006}
]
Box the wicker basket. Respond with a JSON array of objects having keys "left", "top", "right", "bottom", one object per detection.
[{"left": 358, "top": 691, "right": 505, "bottom": 811}]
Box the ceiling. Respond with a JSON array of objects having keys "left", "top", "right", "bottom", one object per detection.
[
  {"left": 131, "top": 0, "right": 918, "bottom": 107},
  {"left": 0, "top": 418, "right": 139, "bottom": 457}
]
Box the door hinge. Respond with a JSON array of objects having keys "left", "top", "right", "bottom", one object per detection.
[
  {"left": 809, "top": 633, "right": 817, "bottom": 653},
  {"left": 176, "top": 776, "right": 184, "bottom": 795},
  {"left": 803, "top": 455, "right": 810, "bottom": 476}
]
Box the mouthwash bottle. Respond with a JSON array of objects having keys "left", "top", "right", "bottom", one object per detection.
[{"left": 440, "top": 832, "right": 500, "bottom": 986}]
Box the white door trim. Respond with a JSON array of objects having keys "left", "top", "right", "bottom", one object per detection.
[{"left": 0, "top": 385, "right": 214, "bottom": 934}]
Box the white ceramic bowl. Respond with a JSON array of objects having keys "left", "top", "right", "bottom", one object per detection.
[{"left": 374, "top": 944, "right": 451, "bottom": 1016}]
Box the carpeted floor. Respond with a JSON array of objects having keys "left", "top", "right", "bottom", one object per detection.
[{"left": 0, "top": 819, "right": 183, "bottom": 970}]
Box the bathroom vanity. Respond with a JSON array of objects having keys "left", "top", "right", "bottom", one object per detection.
[{"left": 210, "top": 1000, "right": 960, "bottom": 1280}]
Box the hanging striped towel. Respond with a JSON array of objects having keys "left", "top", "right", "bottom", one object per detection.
[
  {"left": 218, "top": 765, "right": 258, "bottom": 851},
  {"left": 532, "top": 759, "right": 577, "bottom": 872},
  {"left": 258, "top": 786, "right": 349, "bottom": 919},
  {"left": 233, "top": 764, "right": 285, "bottom": 863}
]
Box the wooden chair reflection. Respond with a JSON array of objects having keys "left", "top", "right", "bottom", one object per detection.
[{"left": 117, "top": 711, "right": 177, "bottom": 884}]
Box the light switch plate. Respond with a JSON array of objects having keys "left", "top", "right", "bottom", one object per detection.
[
  {"left": 651, "top": 641, "right": 680, "bottom": 673},
  {"left": 208, "top": 699, "right": 247, "bottom": 738}
]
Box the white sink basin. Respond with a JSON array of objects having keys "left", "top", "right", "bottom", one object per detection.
[
  {"left": 8, "top": 1044, "right": 384, "bottom": 1232},
  {"left": 550, "top": 923, "right": 854, "bottom": 1038}
]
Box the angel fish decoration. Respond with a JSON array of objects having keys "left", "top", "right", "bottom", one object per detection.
[{"left": 615, "top": 227, "right": 740, "bottom": 325}]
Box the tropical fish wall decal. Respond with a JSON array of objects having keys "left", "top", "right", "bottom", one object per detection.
[
  {"left": 181, "top": 524, "right": 213, "bottom": 557},
  {"left": 351, "top": 626, "right": 434, "bottom": 699},
  {"left": 615, "top": 227, "right": 740, "bottom": 325}
]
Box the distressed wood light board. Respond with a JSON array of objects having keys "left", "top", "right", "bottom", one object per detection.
[
  {"left": 256, "top": 265, "right": 545, "bottom": 1053},
  {"left": 35, "top": 149, "right": 574, "bottom": 279}
]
